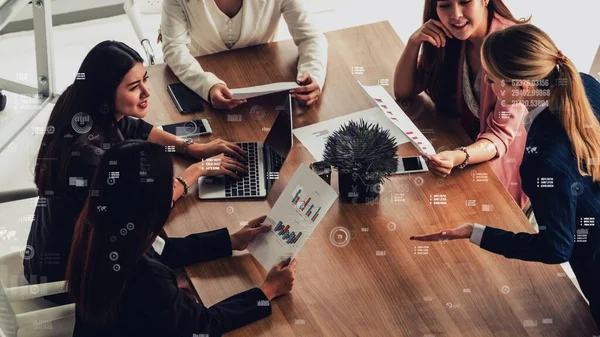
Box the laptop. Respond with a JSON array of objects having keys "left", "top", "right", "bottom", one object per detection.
[{"left": 198, "top": 94, "right": 293, "bottom": 199}]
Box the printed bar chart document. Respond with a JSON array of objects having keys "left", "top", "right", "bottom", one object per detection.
[
  {"left": 292, "top": 107, "right": 410, "bottom": 161},
  {"left": 247, "top": 164, "right": 338, "bottom": 270},
  {"left": 230, "top": 82, "right": 300, "bottom": 99},
  {"left": 360, "top": 83, "right": 436, "bottom": 156}
]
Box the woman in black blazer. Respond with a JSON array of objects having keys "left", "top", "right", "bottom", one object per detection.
[
  {"left": 25, "top": 41, "right": 248, "bottom": 303},
  {"left": 66, "top": 140, "right": 296, "bottom": 337},
  {"left": 411, "top": 24, "right": 600, "bottom": 327}
]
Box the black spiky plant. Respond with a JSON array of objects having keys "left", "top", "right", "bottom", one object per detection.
[{"left": 323, "top": 119, "right": 398, "bottom": 184}]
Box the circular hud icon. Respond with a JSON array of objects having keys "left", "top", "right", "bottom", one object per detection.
[
  {"left": 250, "top": 105, "right": 265, "bottom": 121},
  {"left": 109, "top": 251, "right": 119, "bottom": 261},
  {"left": 182, "top": 121, "right": 198, "bottom": 135},
  {"left": 22, "top": 245, "right": 35, "bottom": 260},
  {"left": 71, "top": 112, "right": 93, "bottom": 134},
  {"left": 329, "top": 227, "right": 351, "bottom": 247},
  {"left": 571, "top": 182, "right": 584, "bottom": 196}
]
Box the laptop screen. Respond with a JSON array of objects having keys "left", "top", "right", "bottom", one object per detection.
[
  {"left": 263, "top": 94, "right": 293, "bottom": 157},
  {"left": 263, "top": 94, "right": 293, "bottom": 191}
]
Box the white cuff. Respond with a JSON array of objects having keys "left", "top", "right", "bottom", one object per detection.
[
  {"left": 469, "top": 223, "right": 486, "bottom": 246},
  {"left": 152, "top": 236, "right": 166, "bottom": 255}
]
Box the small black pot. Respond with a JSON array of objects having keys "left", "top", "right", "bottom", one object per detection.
[{"left": 338, "top": 172, "right": 381, "bottom": 204}]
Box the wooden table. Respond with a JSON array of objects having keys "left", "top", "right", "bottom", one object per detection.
[{"left": 146, "top": 21, "right": 599, "bottom": 337}]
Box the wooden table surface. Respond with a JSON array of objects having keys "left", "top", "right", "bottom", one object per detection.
[{"left": 146, "top": 21, "right": 599, "bottom": 337}]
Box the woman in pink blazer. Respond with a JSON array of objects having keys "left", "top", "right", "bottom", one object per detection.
[{"left": 394, "top": 0, "right": 530, "bottom": 211}]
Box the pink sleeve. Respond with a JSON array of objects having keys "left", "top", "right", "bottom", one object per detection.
[{"left": 476, "top": 101, "right": 527, "bottom": 158}]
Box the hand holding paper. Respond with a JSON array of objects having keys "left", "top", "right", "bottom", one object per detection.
[
  {"left": 247, "top": 164, "right": 338, "bottom": 270},
  {"left": 230, "top": 82, "right": 300, "bottom": 100}
]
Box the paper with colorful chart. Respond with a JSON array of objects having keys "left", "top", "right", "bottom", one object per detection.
[
  {"left": 292, "top": 107, "right": 411, "bottom": 161},
  {"left": 359, "top": 83, "right": 436, "bottom": 156},
  {"left": 247, "top": 164, "right": 338, "bottom": 270}
]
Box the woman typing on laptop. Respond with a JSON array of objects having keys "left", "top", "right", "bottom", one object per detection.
[
  {"left": 24, "top": 41, "right": 247, "bottom": 302},
  {"left": 67, "top": 140, "right": 297, "bottom": 337},
  {"left": 160, "top": 0, "right": 328, "bottom": 109}
]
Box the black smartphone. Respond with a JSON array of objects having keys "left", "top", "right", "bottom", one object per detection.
[{"left": 167, "top": 83, "right": 205, "bottom": 114}]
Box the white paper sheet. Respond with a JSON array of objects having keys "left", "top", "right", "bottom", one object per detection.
[
  {"left": 230, "top": 82, "right": 300, "bottom": 99},
  {"left": 360, "top": 83, "right": 436, "bottom": 156},
  {"left": 292, "top": 107, "right": 411, "bottom": 161},
  {"left": 247, "top": 164, "right": 338, "bottom": 270}
]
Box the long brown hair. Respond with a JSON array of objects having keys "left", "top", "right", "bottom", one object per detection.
[
  {"left": 482, "top": 24, "right": 600, "bottom": 182},
  {"left": 34, "top": 41, "right": 144, "bottom": 197},
  {"left": 66, "top": 141, "right": 174, "bottom": 325},
  {"left": 418, "top": 0, "right": 527, "bottom": 116}
]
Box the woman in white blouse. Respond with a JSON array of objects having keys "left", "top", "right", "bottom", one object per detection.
[{"left": 161, "top": 0, "right": 328, "bottom": 109}]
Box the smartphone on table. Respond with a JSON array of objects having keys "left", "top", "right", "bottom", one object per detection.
[
  {"left": 157, "top": 119, "right": 212, "bottom": 137},
  {"left": 392, "top": 156, "right": 429, "bottom": 175}
]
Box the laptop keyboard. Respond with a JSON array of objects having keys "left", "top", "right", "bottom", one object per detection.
[
  {"left": 266, "top": 145, "right": 284, "bottom": 176},
  {"left": 225, "top": 142, "right": 260, "bottom": 197}
]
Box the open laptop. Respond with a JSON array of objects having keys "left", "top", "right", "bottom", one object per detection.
[{"left": 198, "top": 94, "right": 293, "bottom": 199}]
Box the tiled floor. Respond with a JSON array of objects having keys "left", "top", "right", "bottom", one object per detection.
[{"left": 0, "top": 0, "right": 595, "bottom": 297}]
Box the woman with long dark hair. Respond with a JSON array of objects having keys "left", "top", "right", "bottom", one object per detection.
[
  {"left": 411, "top": 24, "right": 600, "bottom": 327},
  {"left": 25, "top": 41, "right": 247, "bottom": 301},
  {"left": 66, "top": 140, "right": 296, "bottom": 336},
  {"left": 394, "top": 0, "right": 530, "bottom": 211}
]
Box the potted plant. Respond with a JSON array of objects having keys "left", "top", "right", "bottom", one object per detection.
[{"left": 323, "top": 119, "right": 398, "bottom": 203}]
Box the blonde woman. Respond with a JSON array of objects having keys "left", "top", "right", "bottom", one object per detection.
[
  {"left": 160, "top": 0, "right": 328, "bottom": 110},
  {"left": 411, "top": 24, "right": 600, "bottom": 326}
]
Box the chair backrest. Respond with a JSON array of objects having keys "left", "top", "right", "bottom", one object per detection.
[
  {"left": 0, "top": 251, "right": 75, "bottom": 337},
  {"left": 0, "top": 280, "right": 19, "bottom": 337}
]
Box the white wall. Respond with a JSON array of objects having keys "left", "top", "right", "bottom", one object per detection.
[{"left": 11, "top": 0, "right": 125, "bottom": 21}]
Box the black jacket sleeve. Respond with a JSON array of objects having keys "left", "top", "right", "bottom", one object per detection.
[
  {"left": 130, "top": 257, "right": 271, "bottom": 337},
  {"left": 118, "top": 116, "right": 153, "bottom": 140},
  {"left": 480, "top": 160, "right": 576, "bottom": 264},
  {"left": 159, "top": 228, "right": 233, "bottom": 269}
]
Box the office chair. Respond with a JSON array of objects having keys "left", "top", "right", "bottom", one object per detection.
[
  {"left": 124, "top": 0, "right": 164, "bottom": 66},
  {"left": 0, "top": 251, "right": 75, "bottom": 337}
]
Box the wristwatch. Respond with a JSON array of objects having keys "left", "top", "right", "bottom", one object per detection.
[{"left": 182, "top": 138, "right": 194, "bottom": 156}]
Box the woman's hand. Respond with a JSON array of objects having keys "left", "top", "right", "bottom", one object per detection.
[
  {"left": 230, "top": 215, "right": 271, "bottom": 251},
  {"left": 195, "top": 153, "right": 247, "bottom": 180},
  {"left": 260, "top": 257, "right": 298, "bottom": 300},
  {"left": 410, "top": 223, "right": 474, "bottom": 242},
  {"left": 209, "top": 83, "right": 246, "bottom": 110},
  {"left": 408, "top": 19, "right": 453, "bottom": 48},
  {"left": 291, "top": 73, "right": 321, "bottom": 106},
  {"left": 189, "top": 139, "right": 247, "bottom": 162},
  {"left": 426, "top": 150, "right": 464, "bottom": 177}
]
